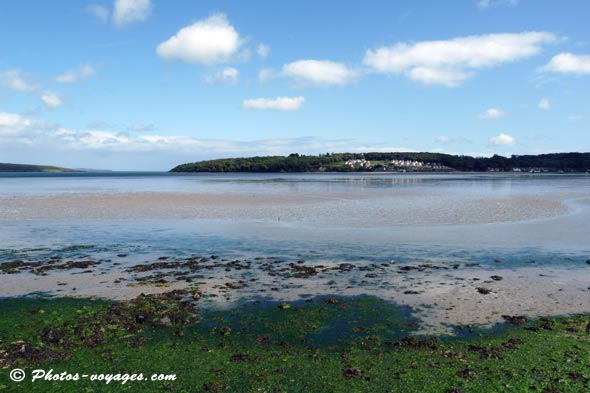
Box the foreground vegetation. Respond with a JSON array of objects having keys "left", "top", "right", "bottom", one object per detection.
[
  {"left": 1, "top": 292, "right": 589, "bottom": 392},
  {"left": 170, "top": 152, "right": 590, "bottom": 173}
]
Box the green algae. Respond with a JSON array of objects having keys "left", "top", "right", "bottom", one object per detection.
[{"left": 1, "top": 294, "right": 590, "bottom": 392}]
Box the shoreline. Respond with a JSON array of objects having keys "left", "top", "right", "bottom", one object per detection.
[{"left": 3, "top": 249, "right": 590, "bottom": 335}]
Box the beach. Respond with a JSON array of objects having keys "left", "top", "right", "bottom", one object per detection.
[
  {"left": 2, "top": 172, "right": 590, "bottom": 391},
  {"left": 1, "top": 173, "right": 589, "bottom": 330}
]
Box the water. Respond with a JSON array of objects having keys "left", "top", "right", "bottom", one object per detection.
[
  {"left": 1, "top": 172, "right": 590, "bottom": 333},
  {"left": 1, "top": 172, "right": 589, "bottom": 253}
]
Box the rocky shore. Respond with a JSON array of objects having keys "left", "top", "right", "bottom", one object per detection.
[{"left": 2, "top": 249, "right": 590, "bottom": 335}]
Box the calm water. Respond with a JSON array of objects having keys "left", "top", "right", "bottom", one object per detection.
[
  {"left": 1, "top": 172, "right": 589, "bottom": 262},
  {"left": 2, "top": 172, "right": 590, "bottom": 331}
]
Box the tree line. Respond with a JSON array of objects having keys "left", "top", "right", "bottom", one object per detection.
[{"left": 170, "top": 152, "right": 590, "bottom": 173}]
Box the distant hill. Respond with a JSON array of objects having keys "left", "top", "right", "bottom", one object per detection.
[
  {"left": 170, "top": 152, "right": 590, "bottom": 173},
  {"left": 0, "top": 163, "right": 78, "bottom": 173}
]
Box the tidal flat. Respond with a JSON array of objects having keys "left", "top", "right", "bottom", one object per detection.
[{"left": 1, "top": 173, "right": 590, "bottom": 391}]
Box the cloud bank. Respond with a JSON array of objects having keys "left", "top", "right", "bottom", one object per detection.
[{"left": 363, "top": 32, "right": 557, "bottom": 86}]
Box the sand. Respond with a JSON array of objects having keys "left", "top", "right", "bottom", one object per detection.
[{"left": 0, "top": 190, "right": 576, "bottom": 225}]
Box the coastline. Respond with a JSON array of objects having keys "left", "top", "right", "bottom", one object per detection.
[
  {"left": 2, "top": 172, "right": 589, "bottom": 391},
  {"left": 2, "top": 249, "right": 590, "bottom": 335}
]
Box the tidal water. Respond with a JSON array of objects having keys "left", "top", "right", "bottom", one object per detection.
[
  {"left": 2, "top": 172, "right": 590, "bottom": 332},
  {"left": 1, "top": 172, "right": 589, "bottom": 259}
]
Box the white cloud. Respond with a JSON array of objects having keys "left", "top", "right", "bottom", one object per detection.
[
  {"left": 204, "top": 67, "right": 239, "bottom": 84},
  {"left": 56, "top": 64, "right": 95, "bottom": 84},
  {"left": 363, "top": 32, "right": 557, "bottom": 86},
  {"left": 157, "top": 14, "right": 241, "bottom": 65},
  {"left": 538, "top": 98, "right": 551, "bottom": 110},
  {"left": 40, "top": 91, "right": 63, "bottom": 108},
  {"left": 0, "top": 113, "right": 424, "bottom": 169},
  {"left": 436, "top": 136, "right": 450, "bottom": 144},
  {"left": 53, "top": 133, "right": 406, "bottom": 156},
  {"left": 257, "top": 44, "right": 270, "bottom": 59},
  {"left": 242, "top": 96, "right": 305, "bottom": 111},
  {"left": 407, "top": 67, "right": 472, "bottom": 87},
  {"left": 113, "top": 0, "right": 152, "bottom": 26},
  {"left": 0, "top": 69, "right": 40, "bottom": 93},
  {"left": 488, "top": 133, "right": 515, "bottom": 147},
  {"left": 477, "top": 0, "right": 518, "bottom": 8},
  {"left": 0, "top": 112, "right": 34, "bottom": 135},
  {"left": 281, "top": 60, "right": 358, "bottom": 86},
  {"left": 479, "top": 108, "right": 506, "bottom": 119},
  {"left": 86, "top": 4, "right": 109, "bottom": 23},
  {"left": 541, "top": 52, "right": 590, "bottom": 75}
]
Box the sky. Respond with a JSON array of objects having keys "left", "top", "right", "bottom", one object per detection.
[{"left": 0, "top": 0, "right": 589, "bottom": 170}]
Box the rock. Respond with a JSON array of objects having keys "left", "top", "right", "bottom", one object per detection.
[
  {"left": 230, "top": 353, "right": 251, "bottom": 362},
  {"left": 202, "top": 382, "right": 223, "bottom": 391},
  {"left": 502, "top": 315, "right": 527, "bottom": 325},
  {"left": 490, "top": 275, "right": 503, "bottom": 281},
  {"left": 160, "top": 316, "right": 172, "bottom": 326},
  {"left": 342, "top": 368, "right": 363, "bottom": 379},
  {"left": 476, "top": 287, "right": 492, "bottom": 294},
  {"left": 225, "top": 282, "right": 242, "bottom": 290},
  {"left": 338, "top": 263, "right": 355, "bottom": 272},
  {"left": 218, "top": 326, "right": 232, "bottom": 336},
  {"left": 387, "top": 336, "right": 438, "bottom": 350},
  {"left": 456, "top": 368, "right": 476, "bottom": 379},
  {"left": 503, "top": 338, "right": 523, "bottom": 349}
]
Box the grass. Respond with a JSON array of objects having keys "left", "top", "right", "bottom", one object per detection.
[{"left": 1, "top": 293, "right": 589, "bottom": 392}]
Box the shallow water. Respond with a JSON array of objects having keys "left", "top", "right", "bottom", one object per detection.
[{"left": 1, "top": 172, "right": 590, "bottom": 333}]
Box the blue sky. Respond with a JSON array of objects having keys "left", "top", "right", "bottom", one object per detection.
[{"left": 0, "top": 0, "right": 589, "bottom": 170}]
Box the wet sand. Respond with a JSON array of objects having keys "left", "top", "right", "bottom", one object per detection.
[{"left": 0, "top": 190, "right": 577, "bottom": 225}]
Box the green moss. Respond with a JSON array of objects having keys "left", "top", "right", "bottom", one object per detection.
[{"left": 1, "top": 295, "right": 589, "bottom": 392}]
